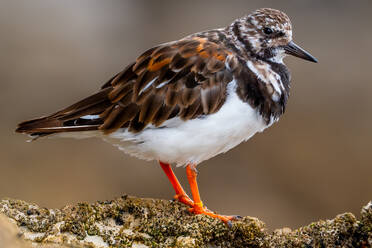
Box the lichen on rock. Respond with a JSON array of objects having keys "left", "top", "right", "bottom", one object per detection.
[{"left": 0, "top": 196, "right": 371, "bottom": 247}]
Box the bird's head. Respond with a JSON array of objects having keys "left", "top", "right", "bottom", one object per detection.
[{"left": 230, "top": 8, "right": 317, "bottom": 63}]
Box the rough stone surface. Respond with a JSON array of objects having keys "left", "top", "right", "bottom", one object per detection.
[{"left": 0, "top": 196, "right": 371, "bottom": 248}]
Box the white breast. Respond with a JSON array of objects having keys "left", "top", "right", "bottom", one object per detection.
[{"left": 104, "top": 80, "right": 274, "bottom": 166}]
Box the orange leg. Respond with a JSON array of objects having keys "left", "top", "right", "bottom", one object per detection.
[
  {"left": 159, "top": 161, "right": 194, "bottom": 207},
  {"left": 186, "top": 164, "right": 241, "bottom": 226}
]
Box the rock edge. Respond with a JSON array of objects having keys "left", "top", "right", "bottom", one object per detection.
[{"left": 0, "top": 196, "right": 371, "bottom": 248}]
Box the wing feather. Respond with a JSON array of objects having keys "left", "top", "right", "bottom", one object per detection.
[
  {"left": 101, "top": 37, "right": 235, "bottom": 133},
  {"left": 16, "top": 36, "right": 236, "bottom": 136}
]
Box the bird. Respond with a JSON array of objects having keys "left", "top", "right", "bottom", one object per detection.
[{"left": 16, "top": 8, "right": 317, "bottom": 225}]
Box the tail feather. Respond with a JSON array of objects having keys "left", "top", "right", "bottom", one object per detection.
[
  {"left": 16, "top": 87, "right": 113, "bottom": 137},
  {"left": 16, "top": 117, "right": 63, "bottom": 133},
  {"left": 51, "top": 87, "right": 111, "bottom": 119}
]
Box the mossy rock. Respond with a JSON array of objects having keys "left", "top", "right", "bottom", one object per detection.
[{"left": 0, "top": 196, "right": 371, "bottom": 247}]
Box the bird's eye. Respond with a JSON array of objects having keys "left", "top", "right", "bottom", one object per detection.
[{"left": 263, "top": 27, "right": 273, "bottom": 35}]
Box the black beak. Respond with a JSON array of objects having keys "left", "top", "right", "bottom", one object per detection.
[{"left": 284, "top": 41, "right": 318, "bottom": 63}]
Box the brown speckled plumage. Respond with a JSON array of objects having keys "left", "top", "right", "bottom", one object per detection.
[{"left": 16, "top": 8, "right": 316, "bottom": 138}]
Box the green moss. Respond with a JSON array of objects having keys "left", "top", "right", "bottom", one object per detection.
[{"left": 0, "top": 196, "right": 371, "bottom": 248}]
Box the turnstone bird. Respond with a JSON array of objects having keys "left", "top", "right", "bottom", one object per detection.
[{"left": 16, "top": 8, "right": 317, "bottom": 225}]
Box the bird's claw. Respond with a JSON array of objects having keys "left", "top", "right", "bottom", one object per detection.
[
  {"left": 232, "top": 215, "right": 243, "bottom": 220},
  {"left": 188, "top": 204, "right": 241, "bottom": 227}
]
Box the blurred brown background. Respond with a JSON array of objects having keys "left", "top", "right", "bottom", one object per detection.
[{"left": 0, "top": 0, "right": 371, "bottom": 230}]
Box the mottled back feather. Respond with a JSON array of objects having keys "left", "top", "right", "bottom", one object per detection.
[{"left": 16, "top": 37, "right": 234, "bottom": 136}]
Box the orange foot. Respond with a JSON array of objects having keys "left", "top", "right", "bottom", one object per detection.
[
  {"left": 188, "top": 202, "right": 242, "bottom": 226},
  {"left": 159, "top": 161, "right": 242, "bottom": 227},
  {"left": 173, "top": 193, "right": 194, "bottom": 207}
]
